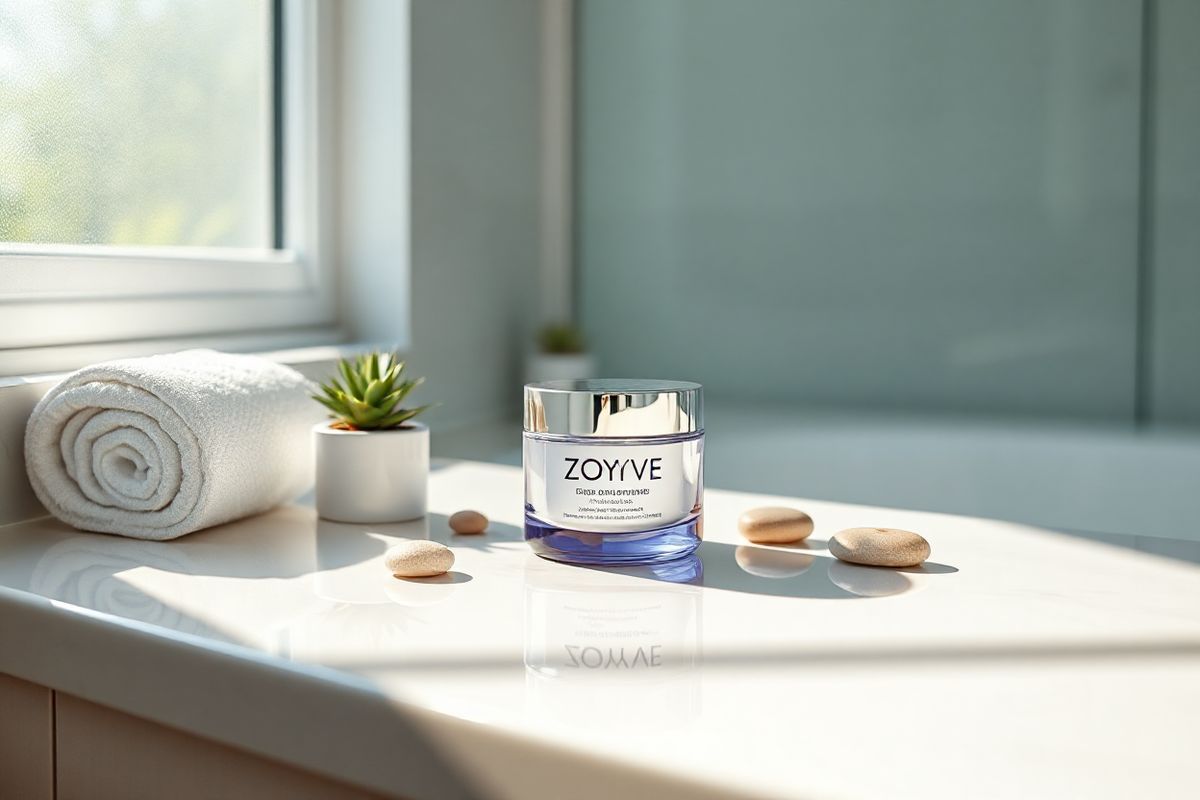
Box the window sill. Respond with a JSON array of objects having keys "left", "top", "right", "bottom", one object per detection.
[{"left": 0, "top": 326, "right": 351, "bottom": 384}]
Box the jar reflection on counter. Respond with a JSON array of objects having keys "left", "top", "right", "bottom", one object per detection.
[{"left": 523, "top": 556, "right": 702, "bottom": 728}]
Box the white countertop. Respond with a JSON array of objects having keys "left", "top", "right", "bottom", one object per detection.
[{"left": 2, "top": 460, "right": 1199, "bottom": 799}]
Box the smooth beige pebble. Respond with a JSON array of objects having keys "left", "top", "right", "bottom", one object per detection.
[
  {"left": 448, "top": 510, "right": 488, "bottom": 535},
  {"left": 385, "top": 540, "right": 455, "bottom": 577},
  {"left": 737, "top": 506, "right": 814, "bottom": 544},
  {"left": 829, "top": 527, "right": 930, "bottom": 568}
]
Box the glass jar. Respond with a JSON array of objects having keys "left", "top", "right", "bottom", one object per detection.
[{"left": 523, "top": 379, "right": 704, "bottom": 565}]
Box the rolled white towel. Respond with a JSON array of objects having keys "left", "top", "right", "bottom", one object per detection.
[{"left": 25, "top": 350, "right": 324, "bottom": 540}]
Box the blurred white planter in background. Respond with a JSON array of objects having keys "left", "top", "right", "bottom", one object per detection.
[{"left": 525, "top": 352, "right": 597, "bottom": 385}]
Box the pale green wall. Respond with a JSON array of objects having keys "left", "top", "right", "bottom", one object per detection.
[
  {"left": 1149, "top": 0, "right": 1200, "bottom": 425},
  {"left": 578, "top": 0, "right": 1147, "bottom": 418}
]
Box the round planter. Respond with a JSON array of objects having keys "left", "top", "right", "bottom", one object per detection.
[
  {"left": 525, "top": 352, "right": 597, "bottom": 384},
  {"left": 313, "top": 421, "right": 429, "bottom": 523}
]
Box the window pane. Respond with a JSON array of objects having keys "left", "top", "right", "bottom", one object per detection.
[{"left": 0, "top": 0, "right": 271, "bottom": 248}]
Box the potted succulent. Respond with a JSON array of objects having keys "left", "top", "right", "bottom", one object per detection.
[
  {"left": 311, "top": 352, "right": 431, "bottom": 523},
  {"left": 526, "top": 322, "right": 597, "bottom": 384}
]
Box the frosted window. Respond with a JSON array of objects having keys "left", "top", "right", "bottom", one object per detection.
[{"left": 0, "top": 0, "right": 271, "bottom": 247}]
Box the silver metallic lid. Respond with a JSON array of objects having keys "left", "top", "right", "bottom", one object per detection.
[{"left": 524, "top": 379, "right": 703, "bottom": 438}]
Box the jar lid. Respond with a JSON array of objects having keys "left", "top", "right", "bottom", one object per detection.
[{"left": 524, "top": 379, "right": 703, "bottom": 438}]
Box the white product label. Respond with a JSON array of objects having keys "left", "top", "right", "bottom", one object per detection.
[{"left": 534, "top": 440, "right": 701, "bottom": 533}]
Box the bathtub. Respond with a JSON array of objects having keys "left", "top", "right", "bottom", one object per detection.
[
  {"left": 702, "top": 404, "right": 1200, "bottom": 558},
  {"left": 438, "top": 403, "right": 1200, "bottom": 560}
]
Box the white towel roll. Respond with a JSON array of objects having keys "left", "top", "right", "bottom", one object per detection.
[{"left": 25, "top": 350, "right": 324, "bottom": 540}]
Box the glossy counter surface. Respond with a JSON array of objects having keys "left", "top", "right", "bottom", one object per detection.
[{"left": 1, "top": 460, "right": 1199, "bottom": 799}]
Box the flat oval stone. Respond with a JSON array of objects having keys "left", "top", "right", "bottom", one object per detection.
[
  {"left": 385, "top": 540, "right": 455, "bottom": 577},
  {"left": 830, "top": 527, "right": 930, "bottom": 568},
  {"left": 738, "top": 506, "right": 814, "bottom": 544},
  {"left": 448, "top": 510, "right": 488, "bottom": 535}
]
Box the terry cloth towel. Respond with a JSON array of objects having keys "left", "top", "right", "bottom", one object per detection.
[{"left": 25, "top": 350, "right": 324, "bottom": 540}]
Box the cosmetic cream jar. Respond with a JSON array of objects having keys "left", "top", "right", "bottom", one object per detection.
[{"left": 523, "top": 379, "right": 704, "bottom": 565}]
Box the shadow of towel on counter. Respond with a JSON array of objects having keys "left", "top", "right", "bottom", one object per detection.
[{"left": 25, "top": 350, "right": 325, "bottom": 540}]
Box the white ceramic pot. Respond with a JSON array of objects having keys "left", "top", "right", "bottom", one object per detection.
[
  {"left": 525, "top": 352, "right": 597, "bottom": 384},
  {"left": 313, "top": 422, "right": 429, "bottom": 523}
]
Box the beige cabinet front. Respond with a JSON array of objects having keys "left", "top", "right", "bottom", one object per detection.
[
  {"left": 0, "top": 672, "right": 55, "bottom": 800},
  {"left": 54, "top": 694, "right": 387, "bottom": 800}
]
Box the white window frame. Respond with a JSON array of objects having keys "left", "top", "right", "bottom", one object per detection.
[{"left": 0, "top": 0, "right": 342, "bottom": 375}]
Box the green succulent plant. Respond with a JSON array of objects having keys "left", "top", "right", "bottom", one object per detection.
[
  {"left": 313, "top": 352, "right": 430, "bottom": 430},
  {"left": 537, "top": 323, "right": 586, "bottom": 355}
]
